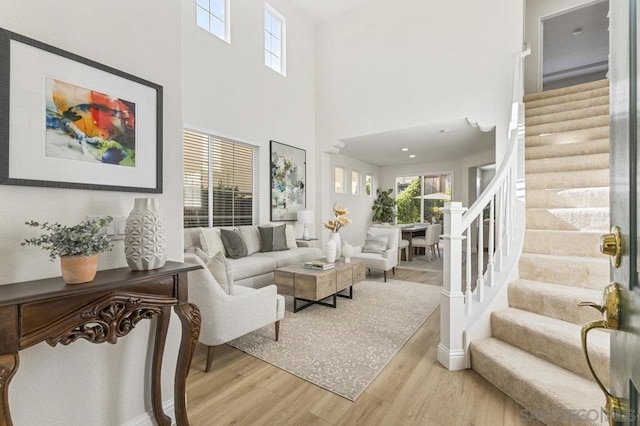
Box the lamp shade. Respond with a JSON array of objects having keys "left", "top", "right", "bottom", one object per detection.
[{"left": 297, "top": 209, "right": 314, "bottom": 224}]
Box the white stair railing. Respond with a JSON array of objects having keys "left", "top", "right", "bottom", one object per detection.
[{"left": 438, "top": 46, "right": 529, "bottom": 371}]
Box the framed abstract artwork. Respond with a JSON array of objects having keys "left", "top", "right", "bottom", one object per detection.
[
  {"left": 270, "top": 140, "right": 306, "bottom": 221},
  {"left": 0, "top": 28, "right": 163, "bottom": 193}
]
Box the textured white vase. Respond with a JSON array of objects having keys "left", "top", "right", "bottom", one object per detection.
[
  {"left": 326, "top": 239, "right": 337, "bottom": 263},
  {"left": 342, "top": 241, "right": 354, "bottom": 263},
  {"left": 329, "top": 232, "right": 341, "bottom": 259},
  {"left": 124, "top": 198, "right": 167, "bottom": 271}
]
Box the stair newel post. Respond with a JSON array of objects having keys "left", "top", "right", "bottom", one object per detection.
[
  {"left": 487, "top": 197, "right": 495, "bottom": 287},
  {"left": 438, "top": 202, "right": 468, "bottom": 371}
]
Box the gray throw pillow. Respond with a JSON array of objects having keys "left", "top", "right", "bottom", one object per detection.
[
  {"left": 220, "top": 228, "right": 247, "bottom": 259},
  {"left": 362, "top": 235, "right": 388, "bottom": 254},
  {"left": 258, "top": 224, "right": 289, "bottom": 252}
]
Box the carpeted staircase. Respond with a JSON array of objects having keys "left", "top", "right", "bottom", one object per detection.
[{"left": 470, "top": 79, "right": 611, "bottom": 425}]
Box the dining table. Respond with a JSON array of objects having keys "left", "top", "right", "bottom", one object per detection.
[{"left": 401, "top": 224, "right": 430, "bottom": 261}]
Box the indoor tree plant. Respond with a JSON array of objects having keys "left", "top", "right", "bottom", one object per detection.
[
  {"left": 22, "top": 217, "right": 113, "bottom": 284},
  {"left": 372, "top": 188, "right": 396, "bottom": 223}
]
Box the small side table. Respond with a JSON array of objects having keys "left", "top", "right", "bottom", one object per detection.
[{"left": 296, "top": 238, "right": 319, "bottom": 248}]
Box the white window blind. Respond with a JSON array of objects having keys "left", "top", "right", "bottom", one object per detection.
[{"left": 183, "top": 130, "right": 259, "bottom": 228}]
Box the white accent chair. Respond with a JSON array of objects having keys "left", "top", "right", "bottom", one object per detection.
[
  {"left": 412, "top": 224, "right": 442, "bottom": 261},
  {"left": 350, "top": 226, "right": 400, "bottom": 282},
  {"left": 371, "top": 223, "right": 409, "bottom": 263},
  {"left": 185, "top": 253, "right": 285, "bottom": 372}
]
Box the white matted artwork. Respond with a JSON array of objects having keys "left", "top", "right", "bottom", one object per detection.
[
  {"left": 270, "top": 140, "right": 306, "bottom": 221},
  {"left": 0, "top": 29, "right": 163, "bottom": 193}
]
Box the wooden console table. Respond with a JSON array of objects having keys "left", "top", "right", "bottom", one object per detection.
[{"left": 0, "top": 261, "right": 202, "bottom": 426}]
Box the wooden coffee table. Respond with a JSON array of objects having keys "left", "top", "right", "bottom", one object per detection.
[{"left": 274, "top": 260, "right": 366, "bottom": 312}]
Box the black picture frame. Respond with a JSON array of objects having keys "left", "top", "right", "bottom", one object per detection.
[
  {"left": 270, "top": 140, "right": 306, "bottom": 221},
  {"left": 0, "top": 28, "right": 163, "bottom": 193}
]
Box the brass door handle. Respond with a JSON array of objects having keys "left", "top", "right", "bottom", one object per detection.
[{"left": 579, "top": 283, "right": 623, "bottom": 424}]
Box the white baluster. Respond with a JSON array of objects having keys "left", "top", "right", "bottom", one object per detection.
[
  {"left": 476, "top": 216, "right": 484, "bottom": 302},
  {"left": 495, "top": 183, "right": 503, "bottom": 271},
  {"left": 505, "top": 169, "right": 512, "bottom": 256},
  {"left": 466, "top": 226, "right": 472, "bottom": 316},
  {"left": 487, "top": 197, "right": 495, "bottom": 287}
]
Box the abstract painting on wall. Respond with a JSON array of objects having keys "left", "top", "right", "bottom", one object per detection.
[
  {"left": 45, "top": 78, "right": 136, "bottom": 167},
  {"left": 270, "top": 140, "right": 306, "bottom": 221},
  {"left": 0, "top": 28, "right": 163, "bottom": 193}
]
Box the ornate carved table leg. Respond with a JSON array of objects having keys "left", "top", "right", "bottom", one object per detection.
[
  {"left": 173, "top": 303, "right": 201, "bottom": 426},
  {"left": 151, "top": 307, "right": 172, "bottom": 426},
  {"left": 0, "top": 353, "right": 19, "bottom": 426}
]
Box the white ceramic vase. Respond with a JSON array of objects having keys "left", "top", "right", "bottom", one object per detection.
[
  {"left": 342, "top": 241, "right": 354, "bottom": 263},
  {"left": 329, "top": 232, "right": 341, "bottom": 259},
  {"left": 124, "top": 198, "right": 168, "bottom": 271},
  {"left": 326, "top": 239, "right": 337, "bottom": 263}
]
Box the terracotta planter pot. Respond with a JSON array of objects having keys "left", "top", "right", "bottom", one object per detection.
[{"left": 60, "top": 254, "right": 98, "bottom": 284}]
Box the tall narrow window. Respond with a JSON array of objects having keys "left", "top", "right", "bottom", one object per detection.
[
  {"left": 183, "top": 130, "right": 259, "bottom": 228},
  {"left": 196, "top": 0, "right": 229, "bottom": 42},
  {"left": 365, "top": 175, "right": 373, "bottom": 196},
  {"left": 264, "top": 4, "right": 286, "bottom": 75},
  {"left": 334, "top": 166, "right": 345, "bottom": 193},
  {"left": 351, "top": 171, "right": 361, "bottom": 195}
]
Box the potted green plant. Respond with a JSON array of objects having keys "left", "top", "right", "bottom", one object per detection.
[
  {"left": 372, "top": 188, "right": 396, "bottom": 223},
  {"left": 22, "top": 217, "right": 113, "bottom": 284}
]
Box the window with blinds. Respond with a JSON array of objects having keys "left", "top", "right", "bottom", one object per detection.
[{"left": 183, "top": 130, "right": 259, "bottom": 228}]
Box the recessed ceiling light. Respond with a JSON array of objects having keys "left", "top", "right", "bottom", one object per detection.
[
  {"left": 572, "top": 27, "right": 582, "bottom": 35},
  {"left": 440, "top": 129, "right": 451, "bottom": 133},
  {"left": 401, "top": 148, "right": 409, "bottom": 151},
  {"left": 409, "top": 154, "right": 416, "bottom": 158}
]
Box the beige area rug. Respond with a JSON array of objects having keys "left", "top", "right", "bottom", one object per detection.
[{"left": 227, "top": 279, "right": 440, "bottom": 401}]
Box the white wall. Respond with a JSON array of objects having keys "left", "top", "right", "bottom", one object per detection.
[
  {"left": 315, "top": 0, "right": 523, "bottom": 227},
  {"left": 182, "top": 0, "right": 316, "bottom": 227},
  {"left": 315, "top": 0, "right": 524, "bottom": 163},
  {"left": 524, "top": 0, "right": 598, "bottom": 94},
  {"left": 328, "top": 154, "right": 380, "bottom": 247},
  {"left": 0, "top": 1, "right": 184, "bottom": 425}
]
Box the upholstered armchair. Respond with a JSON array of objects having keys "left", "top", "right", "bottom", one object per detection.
[
  {"left": 184, "top": 253, "right": 285, "bottom": 372},
  {"left": 350, "top": 226, "right": 400, "bottom": 282}
]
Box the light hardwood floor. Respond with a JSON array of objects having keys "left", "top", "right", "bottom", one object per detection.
[{"left": 186, "top": 267, "right": 540, "bottom": 426}]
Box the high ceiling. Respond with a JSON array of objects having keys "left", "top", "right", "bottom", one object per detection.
[
  {"left": 339, "top": 119, "right": 495, "bottom": 167},
  {"left": 289, "top": 0, "right": 369, "bottom": 23}
]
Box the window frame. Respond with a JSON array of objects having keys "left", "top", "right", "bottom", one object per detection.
[
  {"left": 365, "top": 174, "right": 373, "bottom": 197},
  {"left": 334, "top": 166, "right": 346, "bottom": 194},
  {"left": 196, "top": 0, "right": 231, "bottom": 43},
  {"left": 183, "top": 129, "right": 259, "bottom": 228},
  {"left": 395, "top": 171, "right": 453, "bottom": 224},
  {"left": 351, "top": 170, "right": 361, "bottom": 195},
  {"left": 264, "top": 3, "right": 286, "bottom": 76}
]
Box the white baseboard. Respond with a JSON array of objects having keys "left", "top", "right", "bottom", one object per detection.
[
  {"left": 124, "top": 400, "right": 175, "bottom": 426},
  {"left": 437, "top": 343, "right": 466, "bottom": 371}
]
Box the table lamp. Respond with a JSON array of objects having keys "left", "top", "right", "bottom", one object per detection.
[{"left": 297, "top": 209, "right": 313, "bottom": 240}]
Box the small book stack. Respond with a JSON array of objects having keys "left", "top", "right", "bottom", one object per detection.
[{"left": 304, "top": 260, "right": 335, "bottom": 270}]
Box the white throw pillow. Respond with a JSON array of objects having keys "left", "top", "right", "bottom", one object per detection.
[
  {"left": 239, "top": 226, "right": 261, "bottom": 255},
  {"left": 285, "top": 224, "right": 297, "bottom": 249},
  {"left": 199, "top": 227, "right": 227, "bottom": 257},
  {"left": 196, "top": 248, "right": 234, "bottom": 295}
]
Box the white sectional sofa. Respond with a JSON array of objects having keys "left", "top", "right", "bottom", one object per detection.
[{"left": 183, "top": 226, "right": 323, "bottom": 288}]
